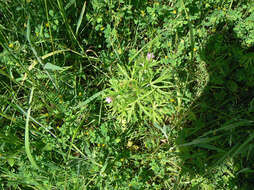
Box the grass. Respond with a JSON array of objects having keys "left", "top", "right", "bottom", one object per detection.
[{"left": 0, "top": 0, "right": 254, "bottom": 189}]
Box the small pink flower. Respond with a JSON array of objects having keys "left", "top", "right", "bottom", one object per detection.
[
  {"left": 147, "top": 52, "right": 155, "bottom": 61},
  {"left": 105, "top": 97, "right": 112, "bottom": 103}
]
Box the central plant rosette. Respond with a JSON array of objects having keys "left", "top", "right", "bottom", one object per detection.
[{"left": 105, "top": 53, "right": 177, "bottom": 124}]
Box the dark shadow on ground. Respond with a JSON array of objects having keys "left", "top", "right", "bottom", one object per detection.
[{"left": 176, "top": 24, "right": 254, "bottom": 189}]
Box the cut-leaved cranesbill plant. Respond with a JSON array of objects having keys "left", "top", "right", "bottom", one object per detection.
[{"left": 105, "top": 53, "right": 177, "bottom": 124}]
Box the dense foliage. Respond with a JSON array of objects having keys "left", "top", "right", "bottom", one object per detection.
[{"left": 0, "top": 0, "right": 254, "bottom": 189}]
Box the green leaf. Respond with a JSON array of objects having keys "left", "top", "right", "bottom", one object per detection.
[
  {"left": 44, "top": 63, "right": 64, "bottom": 71},
  {"left": 7, "top": 158, "right": 15, "bottom": 167},
  {"left": 49, "top": 10, "right": 54, "bottom": 17},
  {"left": 100, "top": 125, "right": 108, "bottom": 137},
  {"left": 42, "top": 143, "right": 53, "bottom": 151}
]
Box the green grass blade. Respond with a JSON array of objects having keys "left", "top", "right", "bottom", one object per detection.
[
  {"left": 231, "top": 133, "right": 254, "bottom": 158},
  {"left": 200, "top": 120, "right": 254, "bottom": 138},
  {"left": 65, "top": 0, "right": 76, "bottom": 10},
  {"left": 196, "top": 143, "right": 225, "bottom": 152},
  {"left": 0, "top": 112, "right": 16, "bottom": 122},
  {"left": 14, "top": 103, "right": 57, "bottom": 138},
  {"left": 76, "top": 1, "right": 86, "bottom": 35},
  {"left": 74, "top": 90, "right": 105, "bottom": 109},
  {"left": 215, "top": 143, "right": 239, "bottom": 165},
  {"left": 25, "top": 87, "right": 39, "bottom": 170},
  {"left": 26, "top": 17, "right": 58, "bottom": 90},
  {"left": 56, "top": 0, "right": 84, "bottom": 53},
  {"left": 180, "top": 135, "right": 223, "bottom": 146}
]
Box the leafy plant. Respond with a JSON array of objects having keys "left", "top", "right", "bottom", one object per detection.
[{"left": 105, "top": 53, "right": 177, "bottom": 124}]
